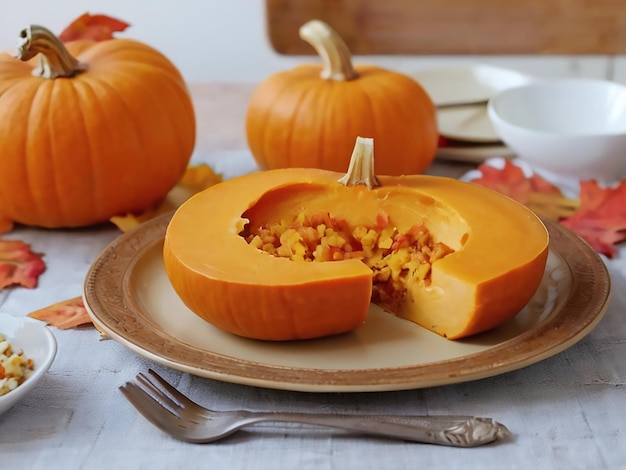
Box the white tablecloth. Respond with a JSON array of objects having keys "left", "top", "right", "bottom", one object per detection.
[{"left": 1, "top": 151, "right": 625, "bottom": 470}]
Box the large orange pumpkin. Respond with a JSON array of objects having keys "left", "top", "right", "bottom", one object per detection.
[
  {"left": 164, "top": 138, "right": 549, "bottom": 341},
  {"left": 0, "top": 25, "right": 195, "bottom": 231},
  {"left": 245, "top": 20, "right": 438, "bottom": 175}
]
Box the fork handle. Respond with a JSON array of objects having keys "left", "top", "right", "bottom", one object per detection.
[{"left": 238, "top": 412, "right": 509, "bottom": 447}]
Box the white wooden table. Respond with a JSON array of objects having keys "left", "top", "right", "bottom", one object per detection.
[{"left": 1, "top": 83, "right": 625, "bottom": 470}]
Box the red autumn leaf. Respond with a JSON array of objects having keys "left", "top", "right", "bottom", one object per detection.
[
  {"left": 470, "top": 160, "right": 579, "bottom": 220},
  {"left": 469, "top": 160, "right": 626, "bottom": 256},
  {"left": 0, "top": 240, "right": 46, "bottom": 290},
  {"left": 472, "top": 160, "right": 556, "bottom": 203},
  {"left": 560, "top": 180, "right": 626, "bottom": 258},
  {"left": 59, "top": 13, "right": 130, "bottom": 42},
  {"left": 28, "top": 296, "right": 93, "bottom": 329}
]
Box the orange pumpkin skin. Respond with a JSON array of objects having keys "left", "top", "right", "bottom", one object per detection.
[
  {"left": 0, "top": 38, "right": 195, "bottom": 229},
  {"left": 163, "top": 170, "right": 549, "bottom": 341},
  {"left": 246, "top": 65, "right": 438, "bottom": 176}
]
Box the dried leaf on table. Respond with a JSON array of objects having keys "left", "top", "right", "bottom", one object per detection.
[
  {"left": 0, "top": 240, "right": 46, "bottom": 290},
  {"left": 110, "top": 164, "right": 222, "bottom": 232},
  {"left": 28, "top": 296, "right": 93, "bottom": 330},
  {"left": 560, "top": 180, "right": 626, "bottom": 258},
  {"left": 59, "top": 13, "right": 130, "bottom": 42},
  {"left": 470, "top": 160, "right": 580, "bottom": 220}
]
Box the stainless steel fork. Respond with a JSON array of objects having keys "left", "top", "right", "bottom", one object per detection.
[{"left": 119, "top": 369, "right": 510, "bottom": 447}]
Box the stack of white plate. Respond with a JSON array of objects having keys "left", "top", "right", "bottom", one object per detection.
[{"left": 413, "top": 64, "right": 532, "bottom": 163}]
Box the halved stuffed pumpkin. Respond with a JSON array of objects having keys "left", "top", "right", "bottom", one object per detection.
[{"left": 164, "top": 138, "right": 549, "bottom": 341}]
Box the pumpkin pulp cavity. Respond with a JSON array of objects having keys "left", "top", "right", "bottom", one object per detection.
[
  {"left": 242, "top": 209, "right": 455, "bottom": 313},
  {"left": 241, "top": 137, "right": 455, "bottom": 312}
]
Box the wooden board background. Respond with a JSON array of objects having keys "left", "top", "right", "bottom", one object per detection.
[{"left": 266, "top": 0, "right": 626, "bottom": 55}]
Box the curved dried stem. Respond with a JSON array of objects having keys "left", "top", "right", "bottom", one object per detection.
[
  {"left": 299, "top": 20, "right": 358, "bottom": 81},
  {"left": 14, "top": 25, "right": 86, "bottom": 79}
]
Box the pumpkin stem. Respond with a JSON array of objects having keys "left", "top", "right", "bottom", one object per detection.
[
  {"left": 14, "top": 25, "right": 86, "bottom": 79},
  {"left": 338, "top": 137, "right": 380, "bottom": 190},
  {"left": 299, "top": 20, "right": 359, "bottom": 81}
]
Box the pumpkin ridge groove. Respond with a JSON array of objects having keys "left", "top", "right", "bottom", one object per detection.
[
  {"left": 278, "top": 80, "right": 314, "bottom": 169},
  {"left": 108, "top": 65, "right": 195, "bottom": 186},
  {"left": 81, "top": 76, "right": 131, "bottom": 214},
  {"left": 29, "top": 81, "right": 58, "bottom": 225},
  {"left": 358, "top": 82, "right": 379, "bottom": 162},
  {"left": 71, "top": 78, "right": 103, "bottom": 218},
  {"left": 86, "top": 68, "right": 193, "bottom": 215},
  {"left": 83, "top": 40, "right": 186, "bottom": 82},
  {"left": 104, "top": 63, "right": 195, "bottom": 149},
  {"left": 364, "top": 70, "right": 436, "bottom": 174},
  {"left": 49, "top": 78, "right": 75, "bottom": 226},
  {"left": 0, "top": 79, "right": 39, "bottom": 223},
  {"left": 293, "top": 79, "right": 328, "bottom": 169},
  {"left": 315, "top": 81, "right": 336, "bottom": 168},
  {"left": 75, "top": 72, "right": 148, "bottom": 219},
  {"left": 287, "top": 81, "right": 311, "bottom": 166},
  {"left": 256, "top": 78, "right": 292, "bottom": 168},
  {"left": 385, "top": 75, "right": 437, "bottom": 159},
  {"left": 360, "top": 73, "right": 408, "bottom": 174}
]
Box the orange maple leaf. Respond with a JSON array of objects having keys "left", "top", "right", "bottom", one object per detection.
[
  {"left": 110, "top": 164, "right": 223, "bottom": 232},
  {"left": 0, "top": 240, "right": 46, "bottom": 290},
  {"left": 560, "top": 180, "right": 626, "bottom": 258},
  {"left": 28, "top": 296, "right": 93, "bottom": 329},
  {"left": 470, "top": 160, "right": 579, "bottom": 220},
  {"left": 59, "top": 13, "right": 130, "bottom": 42}
]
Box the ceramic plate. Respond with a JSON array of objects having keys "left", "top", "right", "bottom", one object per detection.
[
  {"left": 413, "top": 64, "right": 533, "bottom": 143},
  {"left": 0, "top": 313, "right": 57, "bottom": 415},
  {"left": 84, "top": 214, "right": 610, "bottom": 393}
]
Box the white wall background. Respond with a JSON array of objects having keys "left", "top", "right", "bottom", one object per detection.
[
  {"left": 0, "top": 1, "right": 619, "bottom": 83},
  {"left": 0, "top": 0, "right": 305, "bottom": 82}
]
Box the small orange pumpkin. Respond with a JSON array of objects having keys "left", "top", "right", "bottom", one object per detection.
[
  {"left": 0, "top": 25, "right": 195, "bottom": 231},
  {"left": 245, "top": 20, "right": 438, "bottom": 175},
  {"left": 164, "top": 138, "right": 549, "bottom": 341}
]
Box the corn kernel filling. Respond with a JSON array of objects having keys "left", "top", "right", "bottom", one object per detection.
[
  {"left": 242, "top": 211, "right": 454, "bottom": 306},
  {"left": 0, "top": 333, "right": 35, "bottom": 397}
]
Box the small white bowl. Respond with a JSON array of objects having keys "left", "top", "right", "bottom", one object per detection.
[
  {"left": 0, "top": 313, "right": 57, "bottom": 416},
  {"left": 487, "top": 78, "right": 626, "bottom": 183}
]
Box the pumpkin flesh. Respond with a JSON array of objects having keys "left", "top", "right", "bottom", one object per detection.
[{"left": 164, "top": 169, "right": 549, "bottom": 341}]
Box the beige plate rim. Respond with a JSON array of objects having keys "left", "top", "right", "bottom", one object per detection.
[{"left": 84, "top": 213, "right": 611, "bottom": 393}]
